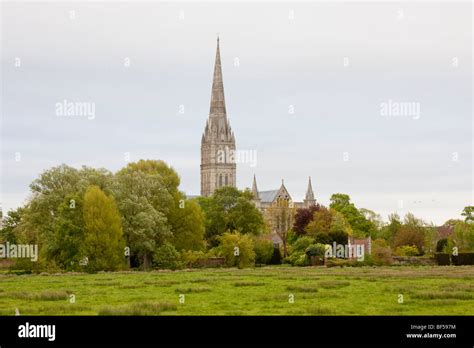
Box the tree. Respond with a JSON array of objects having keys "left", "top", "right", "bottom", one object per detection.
[
  {"left": 305, "top": 207, "right": 350, "bottom": 245},
  {"left": 82, "top": 186, "right": 125, "bottom": 272},
  {"left": 115, "top": 160, "right": 206, "bottom": 264},
  {"left": 360, "top": 208, "right": 383, "bottom": 231},
  {"left": 168, "top": 199, "right": 205, "bottom": 251},
  {"left": 17, "top": 165, "right": 114, "bottom": 267},
  {"left": 124, "top": 159, "right": 180, "bottom": 195},
  {"left": 0, "top": 207, "right": 24, "bottom": 244},
  {"left": 153, "top": 243, "right": 183, "bottom": 270},
  {"left": 113, "top": 167, "right": 172, "bottom": 269},
  {"left": 197, "top": 187, "right": 264, "bottom": 246},
  {"left": 329, "top": 193, "right": 376, "bottom": 237},
  {"left": 461, "top": 206, "right": 474, "bottom": 224},
  {"left": 453, "top": 221, "right": 474, "bottom": 251},
  {"left": 47, "top": 194, "right": 85, "bottom": 270},
  {"left": 293, "top": 204, "right": 322, "bottom": 235},
  {"left": 305, "top": 207, "right": 332, "bottom": 237},
  {"left": 217, "top": 231, "right": 255, "bottom": 268},
  {"left": 392, "top": 213, "right": 426, "bottom": 254},
  {"left": 265, "top": 200, "right": 295, "bottom": 257},
  {"left": 378, "top": 213, "right": 402, "bottom": 243},
  {"left": 252, "top": 237, "right": 274, "bottom": 264},
  {"left": 371, "top": 239, "right": 392, "bottom": 265}
]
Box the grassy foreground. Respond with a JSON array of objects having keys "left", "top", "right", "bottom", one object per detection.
[{"left": 0, "top": 266, "right": 473, "bottom": 315}]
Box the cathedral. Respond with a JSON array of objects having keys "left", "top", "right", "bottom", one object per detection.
[{"left": 200, "top": 37, "right": 316, "bottom": 211}]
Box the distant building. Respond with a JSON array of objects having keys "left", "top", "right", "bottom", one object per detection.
[
  {"left": 251, "top": 175, "right": 316, "bottom": 212},
  {"left": 199, "top": 38, "right": 314, "bottom": 208}
]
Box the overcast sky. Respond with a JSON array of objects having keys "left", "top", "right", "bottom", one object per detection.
[{"left": 1, "top": 2, "right": 472, "bottom": 225}]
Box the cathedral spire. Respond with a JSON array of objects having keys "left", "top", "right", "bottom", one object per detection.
[
  {"left": 304, "top": 176, "right": 316, "bottom": 206},
  {"left": 252, "top": 174, "right": 259, "bottom": 200},
  {"left": 209, "top": 36, "right": 226, "bottom": 117},
  {"left": 200, "top": 37, "right": 236, "bottom": 197}
]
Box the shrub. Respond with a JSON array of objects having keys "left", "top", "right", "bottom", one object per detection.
[
  {"left": 153, "top": 244, "right": 183, "bottom": 270},
  {"left": 217, "top": 231, "right": 255, "bottom": 268},
  {"left": 288, "top": 252, "right": 310, "bottom": 267},
  {"left": 180, "top": 250, "right": 208, "bottom": 268},
  {"left": 291, "top": 236, "right": 315, "bottom": 252},
  {"left": 393, "top": 224, "right": 425, "bottom": 255},
  {"left": 394, "top": 245, "right": 419, "bottom": 257},
  {"left": 347, "top": 255, "right": 375, "bottom": 267},
  {"left": 305, "top": 243, "right": 326, "bottom": 257},
  {"left": 253, "top": 238, "right": 274, "bottom": 265},
  {"left": 371, "top": 239, "right": 392, "bottom": 265}
]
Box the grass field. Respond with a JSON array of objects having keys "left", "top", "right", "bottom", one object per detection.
[{"left": 0, "top": 266, "right": 473, "bottom": 315}]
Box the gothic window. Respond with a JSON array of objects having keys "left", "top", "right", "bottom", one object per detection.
[
  {"left": 225, "top": 174, "right": 228, "bottom": 186},
  {"left": 219, "top": 174, "right": 223, "bottom": 188}
]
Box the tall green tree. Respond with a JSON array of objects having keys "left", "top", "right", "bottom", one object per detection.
[
  {"left": 47, "top": 194, "right": 85, "bottom": 270},
  {"left": 305, "top": 207, "right": 351, "bottom": 245},
  {"left": 454, "top": 221, "right": 474, "bottom": 251},
  {"left": 117, "top": 160, "right": 205, "bottom": 255},
  {"left": 392, "top": 213, "right": 427, "bottom": 254},
  {"left": 22, "top": 165, "right": 114, "bottom": 262},
  {"left": 113, "top": 169, "right": 172, "bottom": 269},
  {"left": 377, "top": 213, "right": 402, "bottom": 242},
  {"left": 461, "top": 206, "right": 474, "bottom": 223},
  {"left": 197, "top": 187, "right": 264, "bottom": 247},
  {"left": 168, "top": 199, "right": 205, "bottom": 251},
  {"left": 329, "top": 193, "right": 376, "bottom": 237},
  {"left": 83, "top": 186, "right": 125, "bottom": 272},
  {"left": 0, "top": 207, "right": 24, "bottom": 244}
]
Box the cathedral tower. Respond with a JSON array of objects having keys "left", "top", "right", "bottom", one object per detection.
[{"left": 200, "top": 37, "right": 236, "bottom": 197}]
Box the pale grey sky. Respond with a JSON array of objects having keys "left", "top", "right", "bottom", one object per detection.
[{"left": 1, "top": 1, "right": 472, "bottom": 225}]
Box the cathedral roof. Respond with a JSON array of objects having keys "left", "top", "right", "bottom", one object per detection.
[
  {"left": 258, "top": 180, "right": 292, "bottom": 203},
  {"left": 258, "top": 190, "right": 279, "bottom": 203}
]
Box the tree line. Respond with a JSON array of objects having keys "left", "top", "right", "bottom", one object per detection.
[{"left": 1, "top": 159, "right": 473, "bottom": 271}]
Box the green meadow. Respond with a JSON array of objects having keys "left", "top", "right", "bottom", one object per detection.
[{"left": 0, "top": 266, "right": 473, "bottom": 316}]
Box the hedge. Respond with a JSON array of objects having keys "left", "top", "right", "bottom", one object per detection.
[
  {"left": 452, "top": 253, "right": 474, "bottom": 266},
  {"left": 434, "top": 253, "right": 450, "bottom": 266},
  {"left": 434, "top": 252, "right": 474, "bottom": 266}
]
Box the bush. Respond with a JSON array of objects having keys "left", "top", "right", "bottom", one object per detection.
[
  {"left": 288, "top": 252, "right": 310, "bottom": 267},
  {"left": 253, "top": 238, "right": 274, "bottom": 265},
  {"left": 305, "top": 243, "right": 326, "bottom": 257},
  {"left": 153, "top": 244, "right": 183, "bottom": 270},
  {"left": 217, "top": 231, "right": 255, "bottom": 268},
  {"left": 393, "top": 224, "right": 425, "bottom": 255},
  {"left": 291, "top": 236, "right": 315, "bottom": 253},
  {"left": 371, "top": 239, "right": 392, "bottom": 266},
  {"left": 180, "top": 250, "right": 208, "bottom": 268},
  {"left": 394, "top": 245, "right": 419, "bottom": 257}
]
